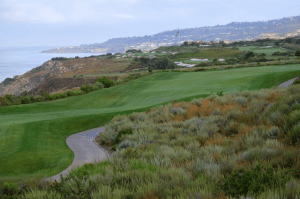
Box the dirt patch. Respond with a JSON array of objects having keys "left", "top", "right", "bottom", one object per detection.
[
  {"left": 173, "top": 99, "right": 237, "bottom": 121},
  {"left": 28, "top": 77, "right": 97, "bottom": 95},
  {"left": 265, "top": 92, "right": 281, "bottom": 103}
]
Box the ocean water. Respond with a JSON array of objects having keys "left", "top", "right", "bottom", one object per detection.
[{"left": 0, "top": 46, "right": 105, "bottom": 83}]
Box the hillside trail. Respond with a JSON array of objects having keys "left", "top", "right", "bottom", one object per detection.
[{"left": 42, "top": 76, "right": 299, "bottom": 183}]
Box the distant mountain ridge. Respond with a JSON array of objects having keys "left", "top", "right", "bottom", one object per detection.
[{"left": 42, "top": 15, "right": 300, "bottom": 53}]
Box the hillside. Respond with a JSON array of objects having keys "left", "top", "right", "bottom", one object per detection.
[
  {"left": 0, "top": 56, "right": 131, "bottom": 96},
  {"left": 42, "top": 15, "right": 300, "bottom": 53}
]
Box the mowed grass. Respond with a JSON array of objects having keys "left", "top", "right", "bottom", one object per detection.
[
  {"left": 1, "top": 64, "right": 300, "bottom": 183},
  {"left": 172, "top": 48, "right": 241, "bottom": 59},
  {"left": 238, "top": 46, "right": 288, "bottom": 55}
]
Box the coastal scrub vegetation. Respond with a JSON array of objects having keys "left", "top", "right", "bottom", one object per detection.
[
  {"left": 3, "top": 82, "right": 300, "bottom": 198},
  {"left": 0, "top": 72, "right": 151, "bottom": 108}
]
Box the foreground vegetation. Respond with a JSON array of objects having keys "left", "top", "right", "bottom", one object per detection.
[
  {"left": 2, "top": 81, "right": 300, "bottom": 198},
  {"left": 1, "top": 65, "right": 300, "bottom": 185}
]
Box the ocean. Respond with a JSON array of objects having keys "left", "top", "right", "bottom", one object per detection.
[{"left": 0, "top": 46, "right": 105, "bottom": 83}]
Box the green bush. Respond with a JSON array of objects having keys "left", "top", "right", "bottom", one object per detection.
[
  {"left": 152, "top": 57, "right": 175, "bottom": 70},
  {"left": 1, "top": 181, "right": 19, "bottom": 196},
  {"left": 114, "top": 128, "right": 133, "bottom": 145},
  {"left": 66, "top": 90, "right": 75, "bottom": 96},
  {"left": 295, "top": 50, "right": 300, "bottom": 56},
  {"left": 34, "top": 95, "right": 44, "bottom": 102},
  {"left": 97, "top": 77, "right": 114, "bottom": 88},
  {"left": 80, "top": 85, "right": 94, "bottom": 93},
  {"left": 287, "top": 122, "right": 300, "bottom": 145},
  {"left": 220, "top": 164, "right": 291, "bottom": 197},
  {"left": 20, "top": 96, "right": 30, "bottom": 104},
  {"left": 4, "top": 94, "right": 13, "bottom": 101},
  {"left": 94, "top": 82, "right": 104, "bottom": 89}
]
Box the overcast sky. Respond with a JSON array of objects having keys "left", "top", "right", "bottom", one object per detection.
[{"left": 0, "top": 0, "right": 299, "bottom": 47}]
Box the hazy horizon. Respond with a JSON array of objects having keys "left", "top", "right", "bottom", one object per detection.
[{"left": 1, "top": 0, "right": 299, "bottom": 47}]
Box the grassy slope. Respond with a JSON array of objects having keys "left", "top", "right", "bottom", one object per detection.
[{"left": 1, "top": 64, "right": 300, "bottom": 182}]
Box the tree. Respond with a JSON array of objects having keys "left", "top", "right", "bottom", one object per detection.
[{"left": 152, "top": 57, "right": 175, "bottom": 70}]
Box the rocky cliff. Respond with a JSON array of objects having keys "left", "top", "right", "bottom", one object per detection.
[{"left": 0, "top": 57, "right": 130, "bottom": 96}]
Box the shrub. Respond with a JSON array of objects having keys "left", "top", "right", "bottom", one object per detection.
[
  {"left": 94, "top": 82, "right": 104, "bottom": 89},
  {"left": 48, "top": 175, "right": 97, "bottom": 198},
  {"left": 224, "top": 121, "right": 241, "bottom": 137},
  {"left": 152, "top": 57, "right": 176, "bottom": 70},
  {"left": 170, "top": 107, "right": 185, "bottom": 116},
  {"left": 20, "top": 190, "right": 63, "bottom": 199},
  {"left": 128, "top": 112, "right": 147, "bottom": 122},
  {"left": 234, "top": 96, "right": 248, "bottom": 106},
  {"left": 1, "top": 181, "right": 19, "bottom": 196},
  {"left": 34, "top": 95, "right": 44, "bottom": 102},
  {"left": 287, "top": 122, "right": 300, "bottom": 145},
  {"left": 73, "top": 90, "right": 83, "bottom": 96},
  {"left": 243, "top": 131, "right": 264, "bottom": 150},
  {"left": 117, "top": 140, "right": 136, "bottom": 150},
  {"left": 191, "top": 98, "right": 203, "bottom": 106},
  {"left": 266, "top": 126, "right": 280, "bottom": 139},
  {"left": 20, "top": 96, "right": 30, "bottom": 104},
  {"left": 114, "top": 128, "right": 134, "bottom": 145},
  {"left": 226, "top": 107, "right": 242, "bottom": 121},
  {"left": 220, "top": 164, "right": 291, "bottom": 197},
  {"left": 80, "top": 85, "right": 94, "bottom": 93},
  {"left": 295, "top": 50, "right": 300, "bottom": 56},
  {"left": 97, "top": 77, "right": 114, "bottom": 88},
  {"left": 194, "top": 158, "right": 222, "bottom": 181},
  {"left": 91, "top": 84, "right": 99, "bottom": 91},
  {"left": 66, "top": 90, "right": 75, "bottom": 96}
]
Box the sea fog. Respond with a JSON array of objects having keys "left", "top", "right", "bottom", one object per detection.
[{"left": 0, "top": 46, "right": 105, "bottom": 83}]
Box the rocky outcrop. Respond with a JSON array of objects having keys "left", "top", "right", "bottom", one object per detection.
[
  {"left": 0, "top": 60, "right": 73, "bottom": 96},
  {"left": 0, "top": 57, "right": 129, "bottom": 96}
]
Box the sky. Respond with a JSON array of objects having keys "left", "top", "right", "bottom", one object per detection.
[{"left": 0, "top": 0, "right": 299, "bottom": 47}]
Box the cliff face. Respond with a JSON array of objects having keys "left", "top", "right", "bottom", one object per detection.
[
  {"left": 0, "top": 57, "right": 130, "bottom": 96},
  {"left": 0, "top": 60, "right": 70, "bottom": 96}
]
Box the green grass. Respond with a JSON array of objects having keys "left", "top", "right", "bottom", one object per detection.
[
  {"left": 1, "top": 64, "right": 300, "bottom": 183},
  {"left": 238, "top": 46, "right": 288, "bottom": 55},
  {"left": 172, "top": 48, "right": 241, "bottom": 59}
]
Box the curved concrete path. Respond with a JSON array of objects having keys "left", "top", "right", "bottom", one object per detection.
[
  {"left": 278, "top": 77, "right": 299, "bottom": 88},
  {"left": 43, "top": 127, "right": 108, "bottom": 182}
]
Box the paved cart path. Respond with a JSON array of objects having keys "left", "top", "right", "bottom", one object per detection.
[
  {"left": 278, "top": 77, "right": 299, "bottom": 88},
  {"left": 44, "top": 127, "right": 108, "bottom": 182}
]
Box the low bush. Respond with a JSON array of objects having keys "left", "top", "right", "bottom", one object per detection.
[
  {"left": 1, "top": 181, "right": 19, "bottom": 196},
  {"left": 220, "top": 164, "right": 291, "bottom": 197},
  {"left": 266, "top": 126, "right": 280, "bottom": 139},
  {"left": 287, "top": 122, "right": 300, "bottom": 146},
  {"left": 97, "top": 77, "right": 114, "bottom": 88},
  {"left": 80, "top": 84, "right": 100, "bottom": 93},
  {"left": 94, "top": 82, "right": 104, "bottom": 89},
  {"left": 114, "top": 128, "right": 134, "bottom": 145}
]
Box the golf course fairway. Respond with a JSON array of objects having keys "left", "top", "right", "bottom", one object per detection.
[{"left": 1, "top": 64, "right": 300, "bottom": 183}]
